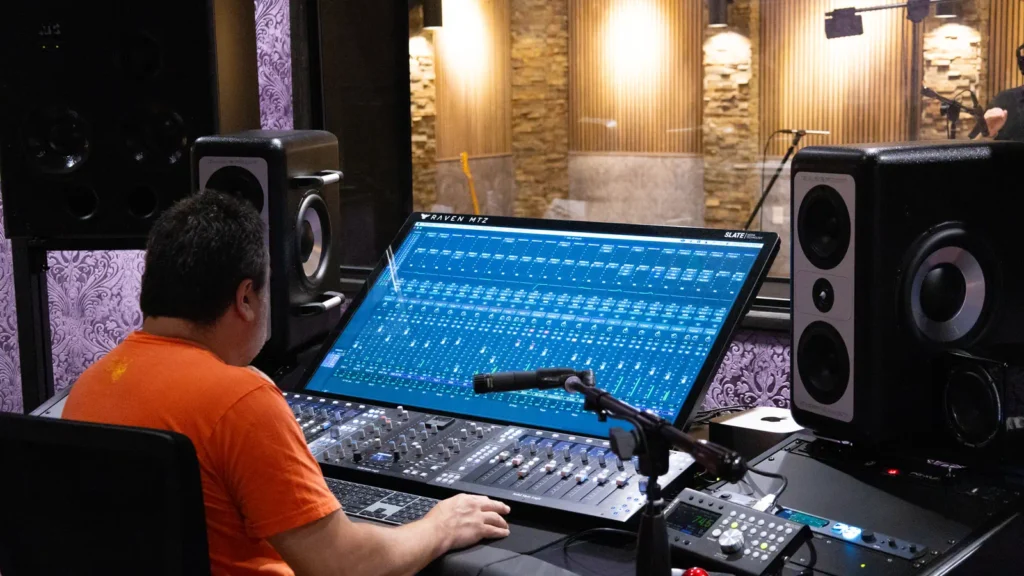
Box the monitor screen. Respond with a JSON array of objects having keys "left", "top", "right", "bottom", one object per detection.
[{"left": 304, "top": 216, "right": 774, "bottom": 437}]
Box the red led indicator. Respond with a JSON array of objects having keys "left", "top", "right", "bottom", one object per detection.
[{"left": 886, "top": 468, "right": 900, "bottom": 476}]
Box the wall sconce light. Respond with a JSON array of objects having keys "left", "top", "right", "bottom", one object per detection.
[
  {"left": 709, "top": 0, "right": 732, "bottom": 28},
  {"left": 424, "top": 0, "right": 443, "bottom": 29},
  {"left": 935, "top": 0, "right": 961, "bottom": 18}
]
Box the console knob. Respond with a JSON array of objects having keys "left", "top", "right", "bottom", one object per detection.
[
  {"left": 373, "top": 438, "right": 382, "bottom": 450},
  {"left": 437, "top": 443, "right": 445, "bottom": 455},
  {"left": 562, "top": 447, "right": 571, "bottom": 461},
  {"left": 546, "top": 445, "right": 555, "bottom": 458},
  {"left": 364, "top": 424, "right": 374, "bottom": 435},
  {"left": 616, "top": 457, "right": 625, "bottom": 471},
  {"left": 400, "top": 442, "right": 409, "bottom": 454},
  {"left": 529, "top": 441, "right": 538, "bottom": 454},
  {"left": 373, "top": 426, "right": 381, "bottom": 438},
  {"left": 419, "top": 430, "right": 429, "bottom": 442},
  {"left": 357, "top": 430, "right": 366, "bottom": 440},
  {"left": 446, "top": 438, "right": 455, "bottom": 448},
  {"left": 513, "top": 439, "right": 521, "bottom": 451},
  {"left": 453, "top": 440, "right": 461, "bottom": 453},
  {"left": 385, "top": 418, "right": 393, "bottom": 431},
  {"left": 332, "top": 410, "right": 344, "bottom": 420},
  {"left": 388, "top": 440, "right": 397, "bottom": 452},
  {"left": 460, "top": 428, "right": 469, "bottom": 440},
  {"left": 291, "top": 404, "right": 303, "bottom": 416},
  {"left": 581, "top": 452, "right": 589, "bottom": 464},
  {"left": 443, "top": 448, "right": 452, "bottom": 460},
  {"left": 352, "top": 449, "right": 362, "bottom": 463},
  {"left": 718, "top": 529, "right": 745, "bottom": 554},
  {"left": 861, "top": 531, "right": 876, "bottom": 543},
  {"left": 378, "top": 415, "right": 388, "bottom": 425},
  {"left": 330, "top": 427, "right": 341, "bottom": 439},
  {"left": 399, "top": 408, "right": 409, "bottom": 420},
  {"left": 476, "top": 427, "right": 484, "bottom": 438},
  {"left": 399, "top": 435, "right": 408, "bottom": 445},
  {"left": 598, "top": 453, "right": 606, "bottom": 467},
  {"left": 430, "top": 423, "right": 438, "bottom": 435},
  {"left": 419, "top": 422, "right": 427, "bottom": 432},
  {"left": 415, "top": 445, "right": 424, "bottom": 457},
  {"left": 342, "top": 438, "right": 353, "bottom": 448}
]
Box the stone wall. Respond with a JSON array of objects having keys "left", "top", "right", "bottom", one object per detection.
[
  {"left": 702, "top": 0, "right": 760, "bottom": 230},
  {"left": 919, "top": 0, "right": 990, "bottom": 141},
  {"left": 409, "top": 7, "right": 437, "bottom": 211},
  {"left": 510, "top": 0, "right": 569, "bottom": 217},
  {"left": 565, "top": 154, "right": 704, "bottom": 226}
]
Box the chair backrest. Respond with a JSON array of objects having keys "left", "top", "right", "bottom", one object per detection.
[{"left": 0, "top": 413, "right": 210, "bottom": 576}]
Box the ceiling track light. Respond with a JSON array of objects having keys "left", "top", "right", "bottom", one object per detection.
[{"left": 825, "top": 0, "right": 959, "bottom": 39}]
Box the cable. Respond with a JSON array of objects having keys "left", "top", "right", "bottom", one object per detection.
[
  {"left": 746, "top": 467, "right": 789, "bottom": 509},
  {"left": 691, "top": 404, "right": 746, "bottom": 425}
]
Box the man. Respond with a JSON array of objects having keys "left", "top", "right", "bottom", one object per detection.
[
  {"left": 63, "top": 191, "right": 510, "bottom": 576},
  {"left": 982, "top": 43, "right": 1024, "bottom": 142}
]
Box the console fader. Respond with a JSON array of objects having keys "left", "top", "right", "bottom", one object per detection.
[{"left": 287, "top": 392, "right": 696, "bottom": 524}]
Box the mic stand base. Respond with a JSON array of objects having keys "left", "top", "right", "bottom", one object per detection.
[{"left": 636, "top": 478, "right": 672, "bottom": 576}]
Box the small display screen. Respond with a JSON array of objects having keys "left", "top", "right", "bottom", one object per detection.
[
  {"left": 777, "top": 508, "right": 829, "bottom": 528},
  {"left": 667, "top": 503, "right": 722, "bottom": 537}
]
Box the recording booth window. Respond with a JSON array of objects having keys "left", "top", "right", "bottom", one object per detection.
[{"left": 393, "top": 0, "right": 1024, "bottom": 285}]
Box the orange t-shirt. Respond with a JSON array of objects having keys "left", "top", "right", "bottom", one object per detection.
[{"left": 63, "top": 331, "right": 341, "bottom": 576}]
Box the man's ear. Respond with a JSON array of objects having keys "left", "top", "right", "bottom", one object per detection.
[{"left": 235, "top": 278, "right": 257, "bottom": 322}]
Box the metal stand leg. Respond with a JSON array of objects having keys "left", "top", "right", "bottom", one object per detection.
[{"left": 11, "top": 240, "right": 53, "bottom": 413}]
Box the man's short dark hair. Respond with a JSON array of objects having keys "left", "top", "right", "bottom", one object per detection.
[{"left": 140, "top": 190, "right": 268, "bottom": 325}]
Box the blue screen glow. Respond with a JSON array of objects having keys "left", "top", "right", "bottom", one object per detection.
[{"left": 305, "top": 221, "right": 763, "bottom": 437}]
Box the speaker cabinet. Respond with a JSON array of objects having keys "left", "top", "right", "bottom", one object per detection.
[
  {"left": 192, "top": 131, "right": 343, "bottom": 365},
  {"left": 791, "top": 141, "right": 1024, "bottom": 460},
  {"left": 0, "top": 0, "right": 259, "bottom": 245}
]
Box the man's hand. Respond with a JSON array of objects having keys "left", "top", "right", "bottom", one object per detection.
[
  {"left": 424, "top": 494, "right": 511, "bottom": 551},
  {"left": 985, "top": 107, "right": 1008, "bottom": 136}
]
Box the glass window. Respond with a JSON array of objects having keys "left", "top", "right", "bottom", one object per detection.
[{"left": 409, "top": 0, "right": 1020, "bottom": 279}]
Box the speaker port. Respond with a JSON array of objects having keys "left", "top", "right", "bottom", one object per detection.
[
  {"left": 798, "top": 185, "right": 850, "bottom": 270},
  {"left": 65, "top": 185, "right": 98, "bottom": 220},
  {"left": 126, "top": 185, "right": 159, "bottom": 219},
  {"left": 797, "top": 321, "right": 850, "bottom": 405}
]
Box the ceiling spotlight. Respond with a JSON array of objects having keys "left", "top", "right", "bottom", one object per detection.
[
  {"left": 825, "top": 8, "right": 864, "bottom": 39},
  {"left": 936, "top": 0, "right": 961, "bottom": 18},
  {"left": 709, "top": 0, "right": 732, "bottom": 28},
  {"left": 423, "top": 0, "right": 443, "bottom": 29},
  {"left": 906, "top": 0, "right": 930, "bottom": 22}
]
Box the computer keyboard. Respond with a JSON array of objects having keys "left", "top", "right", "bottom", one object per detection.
[{"left": 325, "top": 477, "right": 438, "bottom": 525}]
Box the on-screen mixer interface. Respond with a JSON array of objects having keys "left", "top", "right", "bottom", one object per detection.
[{"left": 305, "top": 221, "right": 764, "bottom": 437}]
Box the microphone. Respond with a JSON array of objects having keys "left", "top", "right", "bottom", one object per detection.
[
  {"left": 473, "top": 368, "right": 593, "bottom": 394},
  {"left": 778, "top": 129, "right": 830, "bottom": 135}
]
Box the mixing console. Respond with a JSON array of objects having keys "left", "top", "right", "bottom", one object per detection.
[{"left": 288, "top": 392, "right": 696, "bottom": 525}]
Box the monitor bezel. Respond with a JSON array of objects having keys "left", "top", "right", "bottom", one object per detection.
[{"left": 296, "top": 212, "right": 780, "bottom": 436}]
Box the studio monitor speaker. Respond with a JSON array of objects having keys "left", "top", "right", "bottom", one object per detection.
[
  {"left": 192, "top": 131, "right": 344, "bottom": 367},
  {"left": 0, "top": 0, "right": 260, "bottom": 245},
  {"left": 791, "top": 141, "right": 1024, "bottom": 461}
]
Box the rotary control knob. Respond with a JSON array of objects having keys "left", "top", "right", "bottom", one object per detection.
[
  {"left": 446, "top": 438, "right": 455, "bottom": 448},
  {"left": 529, "top": 441, "right": 538, "bottom": 454},
  {"left": 561, "top": 447, "right": 571, "bottom": 461},
  {"left": 718, "top": 528, "right": 745, "bottom": 554},
  {"left": 419, "top": 422, "right": 427, "bottom": 432},
  {"left": 581, "top": 451, "right": 589, "bottom": 464},
  {"left": 388, "top": 440, "right": 397, "bottom": 452},
  {"left": 546, "top": 445, "right": 555, "bottom": 458},
  {"left": 452, "top": 440, "right": 461, "bottom": 453},
  {"left": 419, "top": 430, "right": 429, "bottom": 442},
  {"left": 414, "top": 445, "right": 424, "bottom": 457},
  {"left": 460, "top": 428, "right": 469, "bottom": 440},
  {"left": 373, "top": 438, "right": 382, "bottom": 450},
  {"left": 597, "top": 453, "right": 607, "bottom": 467},
  {"left": 385, "top": 418, "right": 393, "bottom": 431}
]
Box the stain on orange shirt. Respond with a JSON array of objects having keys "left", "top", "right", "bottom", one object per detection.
[{"left": 64, "top": 331, "right": 340, "bottom": 576}]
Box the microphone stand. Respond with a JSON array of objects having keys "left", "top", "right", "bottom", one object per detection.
[
  {"left": 561, "top": 375, "right": 747, "bottom": 576},
  {"left": 744, "top": 131, "right": 806, "bottom": 231}
]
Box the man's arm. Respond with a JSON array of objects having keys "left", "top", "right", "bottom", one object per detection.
[{"left": 268, "top": 494, "right": 511, "bottom": 576}]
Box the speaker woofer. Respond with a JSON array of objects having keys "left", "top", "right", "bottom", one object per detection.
[
  {"left": 205, "top": 165, "right": 266, "bottom": 214},
  {"left": 798, "top": 185, "right": 851, "bottom": 270},
  {"left": 943, "top": 363, "right": 1001, "bottom": 448},
  {"left": 797, "top": 321, "right": 850, "bottom": 405},
  {"left": 296, "top": 192, "right": 332, "bottom": 285},
  {"left": 123, "top": 106, "right": 188, "bottom": 167},
  {"left": 908, "top": 243, "right": 986, "bottom": 344},
  {"left": 25, "top": 107, "right": 91, "bottom": 174}
]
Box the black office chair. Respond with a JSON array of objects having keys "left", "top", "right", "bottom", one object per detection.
[{"left": 0, "top": 413, "right": 210, "bottom": 576}]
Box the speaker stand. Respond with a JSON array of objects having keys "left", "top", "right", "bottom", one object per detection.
[{"left": 11, "top": 240, "right": 54, "bottom": 413}]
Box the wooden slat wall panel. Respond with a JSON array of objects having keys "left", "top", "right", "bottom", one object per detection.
[
  {"left": 435, "top": 0, "right": 512, "bottom": 160},
  {"left": 760, "top": 0, "right": 913, "bottom": 154},
  {"left": 569, "top": 0, "right": 702, "bottom": 154},
  {"left": 988, "top": 0, "right": 1024, "bottom": 99}
]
